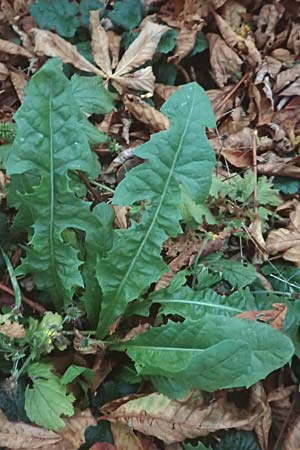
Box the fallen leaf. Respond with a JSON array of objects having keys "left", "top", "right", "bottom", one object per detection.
[
  {"left": 0, "top": 315, "right": 25, "bottom": 338},
  {"left": 123, "top": 94, "right": 169, "bottom": 131},
  {"left": 274, "top": 64, "right": 300, "bottom": 95},
  {"left": 254, "top": 3, "right": 284, "bottom": 49},
  {"left": 0, "top": 409, "right": 96, "bottom": 450},
  {"left": 112, "top": 205, "right": 129, "bottom": 229},
  {"left": 73, "top": 329, "right": 105, "bottom": 354},
  {"left": 9, "top": 68, "right": 27, "bottom": 102},
  {"left": 107, "top": 31, "right": 121, "bottom": 70},
  {"left": 155, "top": 83, "right": 179, "bottom": 101},
  {"left": 287, "top": 22, "right": 300, "bottom": 56},
  {"left": 222, "top": 0, "right": 246, "bottom": 31},
  {"left": 207, "top": 33, "right": 243, "bottom": 88},
  {"left": 266, "top": 202, "right": 300, "bottom": 264},
  {"left": 114, "top": 21, "right": 169, "bottom": 78},
  {"left": 168, "top": 26, "right": 203, "bottom": 64},
  {"left": 236, "top": 303, "right": 288, "bottom": 331},
  {"left": 221, "top": 148, "right": 252, "bottom": 168},
  {"left": 90, "top": 445, "right": 116, "bottom": 450},
  {"left": 0, "top": 62, "right": 9, "bottom": 81},
  {"left": 111, "top": 423, "right": 144, "bottom": 450},
  {"left": 90, "top": 10, "right": 112, "bottom": 75},
  {"left": 282, "top": 415, "right": 300, "bottom": 450},
  {"left": 0, "top": 38, "right": 33, "bottom": 58},
  {"left": 251, "top": 384, "right": 272, "bottom": 450},
  {"left": 32, "top": 28, "right": 104, "bottom": 76},
  {"left": 112, "top": 67, "right": 155, "bottom": 94},
  {"left": 101, "top": 387, "right": 267, "bottom": 444}
]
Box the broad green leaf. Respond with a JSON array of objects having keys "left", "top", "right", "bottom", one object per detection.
[
  {"left": 109, "top": 0, "right": 142, "bottom": 30},
  {"left": 71, "top": 74, "right": 115, "bottom": 115},
  {"left": 149, "top": 286, "right": 256, "bottom": 320},
  {"left": 111, "top": 316, "right": 294, "bottom": 392},
  {"left": 273, "top": 176, "right": 300, "bottom": 195},
  {"left": 207, "top": 259, "right": 257, "bottom": 288},
  {"left": 30, "top": 0, "right": 80, "bottom": 38},
  {"left": 25, "top": 363, "right": 74, "bottom": 431},
  {"left": 214, "top": 431, "right": 260, "bottom": 450},
  {"left": 5, "top": 59, "right": 104, "bottom": 309},
  {"left": 96, "top": 83, "right": 216, "bottom": 337}
]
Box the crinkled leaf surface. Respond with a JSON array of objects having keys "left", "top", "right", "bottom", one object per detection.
[
  {"left": 5, "top": 59, "right": 104, "bottom": 309},
  {"left": 30, "top": 0, "right": 80, "bottom": 38},
  {"left": 71, "top": 74, "right": 115, "bottom": 115},
  {"left": 208, "top": 259, "right": 257, "bottom": 288},
  {"left": 96, "top": 82, "right": 216, "bottom": 337},
  {"left": 25, "top": 363, "right": 74, "bottom": 431},
  {"left": 109, "top": 0, "right": 142, "bottom": 31},
  {"left": 111, "top": 316, "right": 294, "bottom": 391}
]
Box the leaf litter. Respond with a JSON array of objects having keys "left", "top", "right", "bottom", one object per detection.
[{"left": 1, "top": 0, "right": 300, "bottom": 449}]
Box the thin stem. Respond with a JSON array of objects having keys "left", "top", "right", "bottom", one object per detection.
[
  {"left": 91, "top": 180, "right": 115, "bottom": 194},
  {"left": 0, "top": 282, "right": 46, "bottom": 314}
]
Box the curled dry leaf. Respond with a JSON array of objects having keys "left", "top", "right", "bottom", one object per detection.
[
  {"left": 287, "top": 23, "right": 300, "bottom": 56},
  {"left": 251, "top": 383, "right": 271, "bottom": 450},
  {"left": 254, "top": 4, "right": 284, "bottom": 49},
  {"left": 282, "top": 415, "right": 300, "bottom": 450},
  {"left": 111, "top": 423, "right": 144, "bottom": 450},
  {"left": 266, "top": 203, "right": 300, "bottom": 264},
  {"left": 257, "top": 156, "right": 300, "bottom": 179},
  {"left": 112, "top": 67, "right": 155, "bottom": 94},
  {"left": 168, "top": 25, "right": 203, "bottom": 64},
  {"left": 101, "top": 387, "right": 267, "bottom": 444},
  {"left": 0, "top": 320, "right": 26, "bottom": 338},
  {"left": 9, "top": 68, "right": 27, "bottom": 102},
  {"left": 73, "top": 329, "right": 105, "bottom": 355},
  {"left": 236, "top": 303, "right": 288, "bottom": 331},
  {"left": 207, "top": 33, "right": 243, "bottom": 88},
  {"left": 274, "top": 64, "right": 300, "bottom": 95},
  {"left": 32, "top": 28, "right": 104, "bottom": 77},
  {"left": 213, "top": 11, "right": 261, "bottom": 66},
  {"left": 0, "top": 62, "right": 9, "bottom": 81},
  {"left": 123, "top": 94, "right": 170, "bottom": 132},
  {"left": 90, "top": 10, "right": 112, "bottom": 75},
  {"left": 0, "top": 409, "right": 96, "bottom": 450},
  {"left": 0, "top": 38, "right": 33, "bottom": 58},
  {"left": 114, "top": 21, "right": 169, "bottom": 78},
  {"left": 107, "top": 31, "right": 121, "bottom": 70}
]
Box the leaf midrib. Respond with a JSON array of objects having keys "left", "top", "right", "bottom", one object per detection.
[
  {"left": 157, "top": 299, "right": 242, "bottom": 313},
  {"left": 99, "top": 87, "right": 196, "bottom": 335}
]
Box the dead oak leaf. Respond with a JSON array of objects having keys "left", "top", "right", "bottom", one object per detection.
[{"left": 235, "top": 303, "right": 288, "bottom": 331}]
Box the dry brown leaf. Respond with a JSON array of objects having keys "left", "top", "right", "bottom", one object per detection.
[
  {"left": 90, "top": 444, "right": 116, "bottom": 450},
  {"left": 111, "top": 423, "right": 144, "bottom": 450},
  {"left": 9, "top": 68, "right": 27, "bottom": 102},
  {"left": 0, "top": 320, "right": 26, "bottom": 338},
  {"left": 271, "top": 48, "right": 294, "bottom": 63},
  {"left": 250, "top": 383, "right": 272, "bottom": 450},
  {"left": 123, "top": 323, "right": 150, "bottom": 341},
  {"left": 107, "top": 30, "right": 121, "bottom": 70},
  {"left": 287, "top": 23, "right": 300, "bottom": 56},
  {"left": 222, "top": 0, "right": 246, "bottom": 31},
  {"left": 0, "top": 38, "right": 33, "bottom": 58},
  {"left": 254, "top": 4, "right": 284, "bottom": 49},
  {"left": 0, "top": 409, "right": 96, "bottom": 450},
  {"left": 207, "top": 33, "right": 243, "bottom": 88},
  {"left": 236, "top": 303, "right": 288, "bottom": 331},
  {"left": 112, "top": 67, "right": 155, "bottom": 94},
  {"left": 114, "top": 21, "right": 169, "bottom": 78},
  {"left": 101, "top": 387, "right": 266, "bottom": 444},
  {"left": 274, "top": 64, "right": 300, "bottom": 94},
  {"left": 221, "top": 148, "right": 252, "bottom": 168},
  {"left": 0, "top": 409, "right": 60, "bottom": 449},
  {"left": 282, "top": 415, "right": 300, "bottom": 450},
  {"left": 0, "top": 62, "right": 9, "bottom": 81},
  {"left": 112, "top": 205, "right": 129, "bottom": 229},
  {"left": 155, "top": 83, "right": 179, "bottom": 100},
  {"left": 257, "top": 157, "right": 300, "bottom": 179},
  {"left": 90, "top": 10, "right": 111, "bottom": 75},
  {"left": 168, "top": 25, "right": 203, "bottom": 64},
  {"left": 73, "top": 329, "right": 105, "bottom": 355},
  {"left": 268, "top": 386, "right": 296, "bottom": 440},
  {"left": 32, "top": 28, "right": 104, "bottom": 76},
  {"left": 247, "top": 216, "right": 268, "bottom": 261},
  {"left": 213, "top": 11, "right": 261, "bottom": 66},
  {"left": 123, "top": 94, "right": 169, "bottom": 131},
  {"left": 266, "top": 203, "right": 300, "bottom": 264}
]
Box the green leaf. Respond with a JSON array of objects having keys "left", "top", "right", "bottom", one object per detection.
[
  {"left": 273, "top": 176, "right": 300, "bottom": 195},
  {"left": 71, "top": 74, "right": 115, "bottom": 115},
  {"left": 184, "top": 442, "right": 212, "bottom": 450},
  {"left": 96, "top": 82, "right": 216, "bottom": 337},
  {"left": 149, "top": 285, "right": 256, "bottom": 320},
  {"left": 214, "top": 431, "right": 260, "bottom": 450},
  {"left": 180, "top": 189, "right": 215, "bottom": 226},
  {"left": 208, "top": 259, "right": 257, "bottom": 288},
  {"left": 109, "top": 0, "right": 142, "bottom": 30},
  {"left": 25, "top": 363, "right": 74, "bottom": 431},
  {"left": 157, "top": 29, "right": 178, "bottom": 53},
  {"left": 79, "top": 0, "right": 104, "bottom": 27},
  {"left": 0, "top": 248, "right": 21, "bottom": 309},
  {"left": 111, "top": 316, "right": 294, "bottom": 392},
  {"left": 29, "top": 0, "right": 80, "bottom": 38},
  {"left": 5, "top": 59, "right": 104, "bottom": 309},
  {"left": 60, "top": 364, "right": 94, "bottom": 385},
  {"left": 191, "top": 32, "right": 209, "bottom": 56}
]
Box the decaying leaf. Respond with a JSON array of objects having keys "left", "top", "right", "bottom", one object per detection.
[
  {"left": 207, "top": 33, "right": 243, "bottom": 88},
  {"left": 235, "top": 303, "right": 288, "bottom": 331},
  {"left": 0, "top": 319, "right": 26, "bottom": 338},
  {"left": 0, "top": 38, "right": 33, "bottom": 58},
  {"left": 9, "top": 69, "right": 27, "bottom": 102},
  {"left": 0, "top": 409, "right": 96, "bottom": 450},
  {"left": 111, "top": 423, "right": 144, "bottom": 450},
  {"left": 282, "top": 415, "right": 300, "bottom": 450},
  {"left": 266, "top": 202, "right": 300, "bottom": 264},
  {"left": 32, "top": 28, "right": 103, "bottom": 76},
  {"left": 101, "top": 386, "right": 267, "bottom": 444},
  {"left": 90, "top": 10, "right": 112, "bottom": 76},
  {"left": 123, "top": 94, "right": 170, "bottom": 131}
]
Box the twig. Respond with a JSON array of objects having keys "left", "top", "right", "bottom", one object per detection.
[
  {"left": 215, "top": 72, "right": 249, "bottom": 111},
  {"left": 76, "top": 171, "right": 101, "bottom": 203},
  {"left": 0, "top": 282, "right": 46, "bottom": 314}
]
